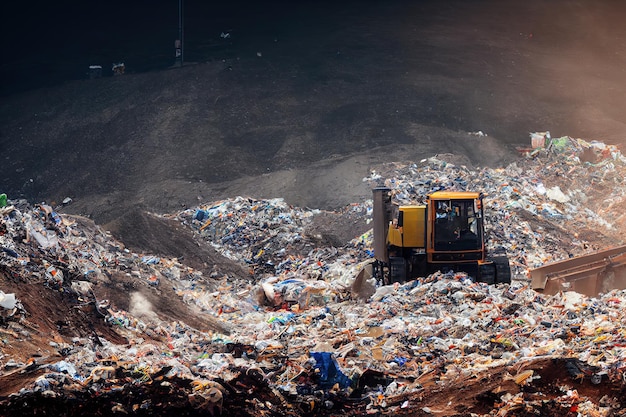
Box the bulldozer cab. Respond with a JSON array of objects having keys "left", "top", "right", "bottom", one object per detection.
[
  {"left": 431, "top": 198, "right": 482, "bottom": 252},
  {"left": 427, "top": 192, "right": 486, "bottom": 262}
]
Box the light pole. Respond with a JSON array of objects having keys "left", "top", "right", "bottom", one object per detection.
[{"left": 176, "top": 0, "right": 184, "bottom": 66}]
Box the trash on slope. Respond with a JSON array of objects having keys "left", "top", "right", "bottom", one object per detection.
[{"left": 1, "top": 134, "right": 626, "bottom": 415}]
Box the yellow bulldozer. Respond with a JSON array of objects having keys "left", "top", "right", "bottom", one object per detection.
[{"left": 367, "top": 187, "right": 511, "bottom": 285}]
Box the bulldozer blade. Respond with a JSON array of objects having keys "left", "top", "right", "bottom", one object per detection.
[
  {"left": 351, "top": 261, "right": 377, "bottom": 300},
  {"left": 530, "top": 245, "right": 626, "bottom": 297}
]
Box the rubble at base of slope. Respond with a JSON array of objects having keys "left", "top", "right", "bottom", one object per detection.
[{"left": 1, "top": 134, "right": 626, "bottom": 416}]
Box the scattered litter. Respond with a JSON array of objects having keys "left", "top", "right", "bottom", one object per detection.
[
  {"left": 112, "top": 62, "right": 125, "bottom": 75},
  {"left": 1, "top": 134, "right": 625, "bottom": 415},
  {"left": 0, "top": 291, "right": 17, "bottom": 310}
]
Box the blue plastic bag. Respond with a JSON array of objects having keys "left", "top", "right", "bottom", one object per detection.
[{"left": 310, "top": 351, "right": 352, "bottom": 390}]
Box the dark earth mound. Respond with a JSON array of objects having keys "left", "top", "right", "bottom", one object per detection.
[{"left": 2, "top": 0, "right": 626, "bottom": 227}]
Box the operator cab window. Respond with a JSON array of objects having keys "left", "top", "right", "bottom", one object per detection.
[{"left": 434, "top": 199, "right": 481, "bottom": 250}]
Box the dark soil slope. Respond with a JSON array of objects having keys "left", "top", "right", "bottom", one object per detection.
[{"left": 2, "top": 0, "right": 626, "bottom": 227}]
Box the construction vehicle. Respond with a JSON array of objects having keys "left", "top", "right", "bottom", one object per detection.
[{"left": 368, "top": 186, "right": 511, "bottom": 285}]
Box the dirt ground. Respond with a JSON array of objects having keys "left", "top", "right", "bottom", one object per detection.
[
  {"left": 2, "top": 0, "right": 626, "bottom": 415},
  {"left": 2, "top": 1, "right": 626, "bottom": 226}
]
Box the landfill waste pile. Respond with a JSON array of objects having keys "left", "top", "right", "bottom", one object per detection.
[{"left": 1, "top": 135, "right": 626, "bottom": 416}]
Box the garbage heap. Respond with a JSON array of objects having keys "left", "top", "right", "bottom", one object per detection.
[
  {"left": 1, "top": 135, "right": 626, "bottom": 416},
  {"left": 176, "top": 135, "right": 626, "bottom": 285}
]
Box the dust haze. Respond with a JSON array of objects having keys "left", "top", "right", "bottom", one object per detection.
[{"left": 129, "top": 292, "right": 157, "bottom": 320}]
